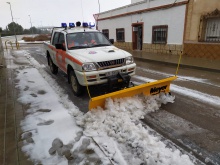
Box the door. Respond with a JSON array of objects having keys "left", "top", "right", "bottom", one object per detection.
[
  {"left": 55, "top": 33, "right": 67, "bottom": 72},
  {"left": 132, "top": 23, "right": 143, "bottom": 50},
  {"left": 137, "top": 26, "right": 142, "bottom": 50}
]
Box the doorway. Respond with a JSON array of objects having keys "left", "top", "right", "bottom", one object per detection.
[{"left": 132, "top": 23, "right": 143, "bottom": 50}]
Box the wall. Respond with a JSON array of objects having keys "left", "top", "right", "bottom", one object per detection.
[
  {"left": 183, "top": 0, "right": 220, "bottom": 59},
  {"left": 98, "top": 0, "right": 187, "bottom": 55},
  {"left": 131, "top": 0, "right": 146, "bottom": 4},
  {"left": 98, "top": 0, "right": 187, "bottom": 20},
  {"left": 184, "top": 42, "right": 220, "bottom": 59},
  {"left": 185, "top": 0, "right": 220, "bottom": 42}
]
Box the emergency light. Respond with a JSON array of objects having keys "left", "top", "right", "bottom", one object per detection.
[
  {"left": 83, "top": 22, "right": 88, "bottom": 27},
  {"left": 89, "top": 22, "right": 95, "bottom": 28},
  {"left": 61, "top": 23, "right": 67, "bottom": 28},
  {"left": 69, "top": 23, "right": 75, "bottom": 28},
  {"left": 61, "top": 22, "right": 95, "bottom": 29}
]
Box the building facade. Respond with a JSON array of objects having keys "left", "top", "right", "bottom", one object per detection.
[
  {"left": 184, "top": 0, "right": 220, "bottom": 59},
  {"left": 96, "top": 0, "right": 220, "bottom": 59}
]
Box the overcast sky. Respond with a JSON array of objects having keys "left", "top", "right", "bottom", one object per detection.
[{"left": 0, "top": 0, "right": 131, "bottom": 29}]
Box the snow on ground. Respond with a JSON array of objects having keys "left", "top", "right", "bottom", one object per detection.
[
  {"left": 137, "top": 67, "right": 220, "bottom": 88},
  {"left": 8, "top": 49, "right": 197, "bottom": 164}
]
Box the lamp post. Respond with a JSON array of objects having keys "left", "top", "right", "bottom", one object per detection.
[
  {"left": 28, "top": 15, "right": 33, "bottom": 35},
  {"left": 96, "top": 0, "right": 100, "bottom": 30},
  {"left": 6, "top": 2, "right": 18, "bottom": 44}
]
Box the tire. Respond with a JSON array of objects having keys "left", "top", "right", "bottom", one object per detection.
[
  {"left": 69, "top": 70, "right": 84, "bottom": 96},
  {"left": 48, "top": 56, "right": 58, "bottom": 74}
]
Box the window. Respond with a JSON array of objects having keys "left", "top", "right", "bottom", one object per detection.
[
  {"left": 102, "top": 29, "right": 109, "bottom": 39},
  {"left": 58, "top": 33, "right": 65, "bottom": 44},
  {"left": 205, "top": 18, "right": 220, "bottom": 42},
  {"left": 116, "top": 28, "right": 125, "bottom": 42},
  {"left": 52, "top": 32, "right": 65, "bottom": 46},
  {"left": 66, "top": 32, "right": 111, "bottom": 50},
  {"left": 152, "top": 25, "right": 168, "bottom": 44},
  {"left": 52, "top": 32, "right": 60, "bottom": 46},
  {"left": 199, "top": 9, "right": 220, "bottom": 42}
]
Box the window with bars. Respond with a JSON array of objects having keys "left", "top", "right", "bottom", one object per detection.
[
  {"left": 116, "top": 28, "right": 125, "bottom": 42},
  {"left": 205, "top": 18, "right": 220, "bottom": 42},
  {"left": 102, "top": 29, "right": 109, "bottom": 39},
  {"left": 199, "top": 9, "right": 220, "bottom": 42},
  {"left": 152, "top": 25, "right": 168, "bottom": 44}
]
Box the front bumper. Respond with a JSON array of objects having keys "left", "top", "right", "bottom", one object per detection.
[{"left": 75, "top": 63, "right": 136, "bottom": 86}]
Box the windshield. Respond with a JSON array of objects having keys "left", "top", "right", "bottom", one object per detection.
[{"left": 66, "top": 32, "right": 112, "bottom": 50}]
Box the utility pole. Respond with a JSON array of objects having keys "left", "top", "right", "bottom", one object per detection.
[
  {"left": 6, "top": 2, "right": 18, "bottom": 45},
  {"left": 96, "top": 0, "right": 100, "bottom": 30},
  {"left": 28, "top": 15, "right": 33, "bottom": 35}
]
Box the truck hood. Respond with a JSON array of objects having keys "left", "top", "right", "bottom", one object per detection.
[{"left": 67, "top": 46, "right": 131, "bottom": 63}]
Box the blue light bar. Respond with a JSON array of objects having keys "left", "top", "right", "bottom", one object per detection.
[
  {"left": 89, "top": 22, "right": 95, "bottom": 28},
  {"left": 61, "top": 23, "right": 67, "bottom": 28},
  {"left": 82, "top": 22, "right": 88, "bottom": 27},
  {"left": 69, "top": 23, "right": 75, "bottom": 28}
]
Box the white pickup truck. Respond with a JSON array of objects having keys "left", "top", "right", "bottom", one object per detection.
[{"left": 44, "top": 22, "right": 136, "bottom": 96}]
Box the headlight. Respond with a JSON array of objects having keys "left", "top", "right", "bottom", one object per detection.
[
  {"left": 125, "top": 56, "right": 134, "bottom": 65},
  {"left": 82, "top": 63, "right": 97, "bottom": 71}
]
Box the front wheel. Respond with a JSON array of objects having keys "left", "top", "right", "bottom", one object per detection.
[
  {"left": 69, "top": 70, "right": 84, "bottom": 96},
  {"left": 48, "top": 56, "right": 58, "bottom": 74}
]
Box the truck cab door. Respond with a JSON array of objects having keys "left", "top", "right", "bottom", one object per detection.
[
  {"left": 50, "top": 32, "right": 60, "bottom": 66},
  {"left": 55, "top": 33, "right": 67, "bottom": 72}
]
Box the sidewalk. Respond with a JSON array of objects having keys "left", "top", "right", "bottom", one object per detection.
[
  {"left": 0, "top": 49, "right": 33, "bottom": 165},
  {"left": 125, "top": 49, "right": 220, "bottom": 72}
]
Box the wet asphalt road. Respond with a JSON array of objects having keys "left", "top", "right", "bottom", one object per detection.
[{"left": 20, "top": 44, "right": 220, "bottom": 164}]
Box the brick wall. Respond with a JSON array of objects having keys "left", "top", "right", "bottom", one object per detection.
[
  {"left": 142, "top": 43, "right": 182, "bottom": 56},
  {"left": 114, "top": 42, "right": 183, "bottom": 56},
  {"left": 114, "top": 42, "right": 132, "bottom": 50},
  {"left": 184, "top": 43, "right": 220, "bottom": 59}
]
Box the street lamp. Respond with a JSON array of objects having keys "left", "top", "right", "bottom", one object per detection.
[
  {"left": 28, "top": 15, "right": 33, "bottom": 35},
  {"left": 95, "top": 0, "right": 100, "bottom": 30},
  {"left": 6, "top": 2, "right": 18, "bottom": 44}
]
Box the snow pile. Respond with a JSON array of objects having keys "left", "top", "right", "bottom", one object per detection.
[
  {"left": 77, "top": 95, "right": 194, "bottom": 165},
  {"left": 16, "top": 68, "right": 82, "bottom": 164},
  {"left": 12, "top": 50, "right": 195, "bottom": 165}
]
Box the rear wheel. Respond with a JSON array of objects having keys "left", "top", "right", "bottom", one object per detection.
[
  {"left": 48, "top": 56, "right": 58, "bottom": 74},
  {"left": 69, "top": 70, "right": 84, "bottom": 96}
]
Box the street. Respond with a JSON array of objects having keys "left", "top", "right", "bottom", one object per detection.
[
  {"left": 134, "top": 59, "right": 220, "bottom": 164},
  {"left": 20, "top": 43, "right": 220, "bottom": 164}
]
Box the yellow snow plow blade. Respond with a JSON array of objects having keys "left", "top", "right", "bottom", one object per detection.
[{"left": 89, "top": 76, "right": 177, "bottom": 110}]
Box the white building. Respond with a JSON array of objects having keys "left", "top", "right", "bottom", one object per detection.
[
  {"left": 96, "top": 0, "right": 188, "bottom": 56},
  {"left": 96, "top": 0, "right": 220, "bottom": 59}
]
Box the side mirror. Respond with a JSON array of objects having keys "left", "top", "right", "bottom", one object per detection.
[
  {"left": 109, "top": 39, "right": 114, "bottom": 44},
  {"left": 55, "top": 43, "right": 65, "bottom": 51}
]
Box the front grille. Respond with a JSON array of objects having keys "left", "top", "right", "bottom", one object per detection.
[{"left": 97, "top": 58, "right": 125, "bottom": 69}]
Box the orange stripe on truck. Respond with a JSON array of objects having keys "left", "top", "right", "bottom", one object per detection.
[
  {"left": 65, "top": 53, "right": 83, "bottom": 66},
  {"left": 48, "top": 45, "right": 83, "bottom": 66},
  {"left": 48, "top": 45, "right": 55, "bottom": 51}
]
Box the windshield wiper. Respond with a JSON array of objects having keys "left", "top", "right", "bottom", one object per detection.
[{"left": 91, "top": 44, "right": 111, "bottom": 47}]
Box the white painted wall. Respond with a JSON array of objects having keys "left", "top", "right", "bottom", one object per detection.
[
  {"left": 131, "top": 0, "right": 146, "bottom": 4},
  {"left": 99, "top": 16, "right": 133, "bottom": 42},
  {"left": 99, "top": 0, "right": 187, "bottom": 19},
  {"left": 98, "top": 4, "right": 186, "bottom": 45}
]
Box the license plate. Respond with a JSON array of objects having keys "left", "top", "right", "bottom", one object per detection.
[{"left": 106, "top": 70, "right": 119, "bottom": 77}]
